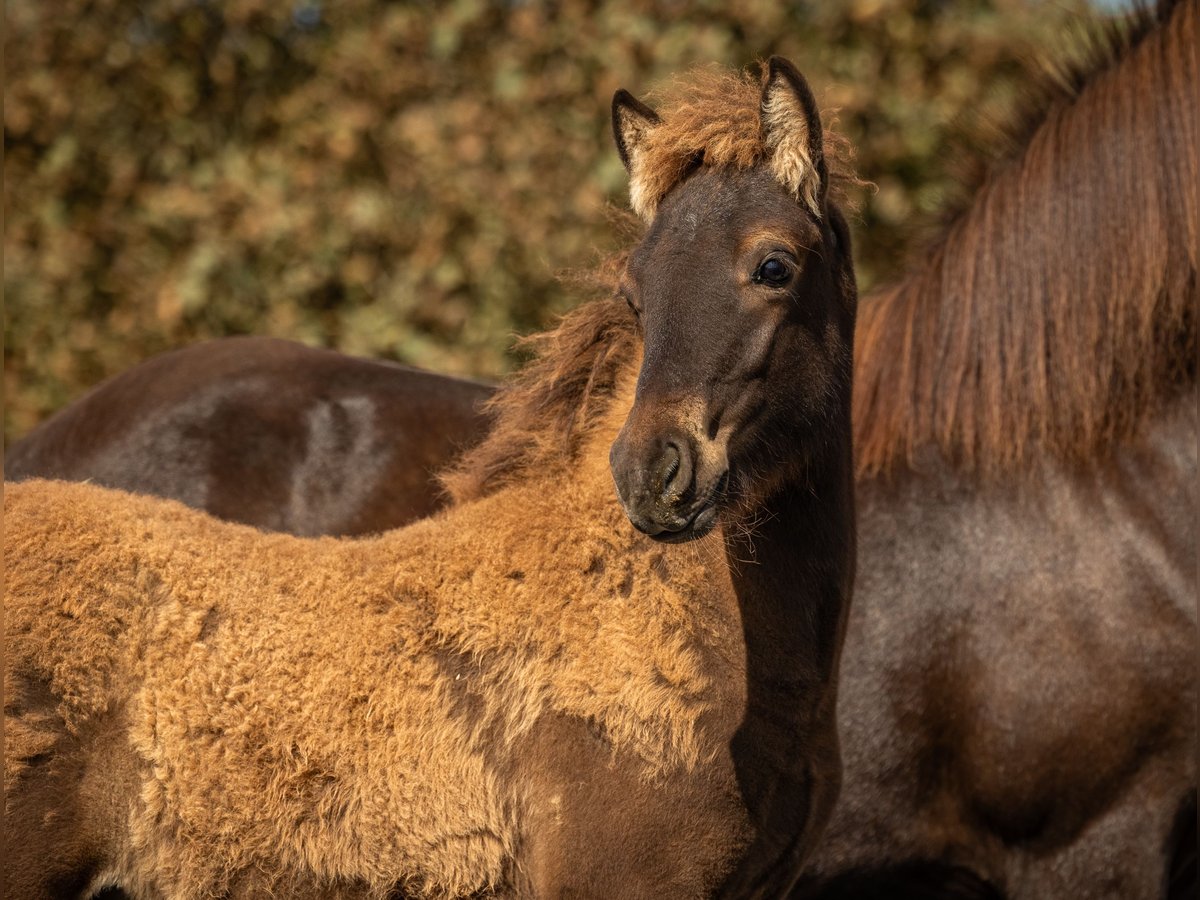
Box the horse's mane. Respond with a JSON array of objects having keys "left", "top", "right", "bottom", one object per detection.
[
  {"left": 442, "top": 63, "right": 858, "bottom": 504},
  {"left": 854, "top": 0, "right": 1199, "bottom": 478},
  {"left": 439, "top": 281, "right": 639, "bottom": 504}
]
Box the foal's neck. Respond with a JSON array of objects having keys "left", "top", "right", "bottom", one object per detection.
[
  {"left": 715, "top": 437, "right": 855, "bottom": 896},
  {"left": 725, "top": 441, "right": 855, "bottom": 722}
]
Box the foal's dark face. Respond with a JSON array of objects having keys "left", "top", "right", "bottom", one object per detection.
[{"left": 609, "top": 166, "right": 853, "bottom": 541}]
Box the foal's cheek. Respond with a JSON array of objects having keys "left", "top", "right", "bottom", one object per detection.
[{"left": 742, "top": 318, "right": 780, "bottom": 375}]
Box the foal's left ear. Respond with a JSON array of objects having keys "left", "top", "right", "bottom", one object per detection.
[{"left": 761, "top": 57, "right": 827, "bottom": 216}]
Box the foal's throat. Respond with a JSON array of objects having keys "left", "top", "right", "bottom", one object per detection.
[
  {"left": 722, "top": 451, "right": 856, "bottom": 720},
  {"left": 714, "top": 451, "right": 855, "bottom": 896}
]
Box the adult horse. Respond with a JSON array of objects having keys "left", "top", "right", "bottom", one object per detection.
[
  {"left": 4, "top": 337, "right": 496, "bottom": 535},
  {"left": 5, "top": 60, "right": 859, "bottom": 898},
  {"left": 796, "top": 1, "right": 1197, "bottom": 896}
]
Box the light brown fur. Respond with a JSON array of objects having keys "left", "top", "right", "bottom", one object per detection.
[{"left": 4, "top": 382, "right": 751, "bottom": 896}]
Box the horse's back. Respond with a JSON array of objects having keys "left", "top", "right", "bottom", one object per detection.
[{"left": 5, "top": 337, "right": 496, "bottom": 535}]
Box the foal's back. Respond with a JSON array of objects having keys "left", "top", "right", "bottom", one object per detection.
[{"left": 3, "top": 467, "right": 747, "bottom": 898}]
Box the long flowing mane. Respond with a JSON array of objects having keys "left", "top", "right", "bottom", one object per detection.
[
  {"left": 854, "top": 0, "right": 1199, "bottom": 478},
  {"left": 442, "top": 65, "right": 859, "bottom": 504}
]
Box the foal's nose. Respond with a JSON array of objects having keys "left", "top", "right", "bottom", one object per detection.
[{"left": 610, "top": 430, "right": 698, "bottom": 536}]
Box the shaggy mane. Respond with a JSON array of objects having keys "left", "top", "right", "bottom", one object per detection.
[
  {"left": 854, "top": 0, "right": 1198, "bottom": 478},
  {"left": 439, "top": 270, "right": 639, "bottom": 504},
  {"left": 443, "top": 62, "right": 862, "bottom": 504}
]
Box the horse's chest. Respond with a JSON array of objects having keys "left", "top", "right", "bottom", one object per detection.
[{"left": 508, "top": 711, "right": 751, "bottom": 897}]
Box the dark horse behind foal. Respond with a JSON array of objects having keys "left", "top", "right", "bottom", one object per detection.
[
  {"left": 5, "top": 60, "right": 858, "bottom": 898},
  {"left": 803, "top": 1, "right": 1198, "bottom": 897},
  {"left": 5, "top": 337, "right": 496, "bottom": 535}
]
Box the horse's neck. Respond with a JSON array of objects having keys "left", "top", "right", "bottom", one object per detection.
[
  {"left": 856, "top": 2, "right": 1197, "bottom": 476},
  {"left": 723, "top": 446, "right": 856, "bottom": 725},
  {"left": 713, "top": 446, "right": 855, "bottom": 893}
]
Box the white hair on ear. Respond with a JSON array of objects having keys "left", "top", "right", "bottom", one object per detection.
[{"left": 761, "top": 86, "right": 822, "bottom": 216}]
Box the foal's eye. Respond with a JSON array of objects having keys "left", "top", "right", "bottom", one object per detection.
[
  {"left": 753, "top": 257, "right": 792, "bottom": 288},
  {"left": 621, "top": 293, "right": 640, "bottom": 319}
]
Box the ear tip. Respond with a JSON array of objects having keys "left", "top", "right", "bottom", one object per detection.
[
  {"left": 764, "top": 56, "right": 817, "bottom": 106},
  {"left": 766, "top": 56, "right": 797, "bottom": 79},
  {"left": 613, "top": 90, "right": 662, "bottom": 126}
]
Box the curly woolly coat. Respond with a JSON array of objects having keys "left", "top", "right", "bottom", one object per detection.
[{"left": 5, "top": 377, "right": 750, "bottom": 896}]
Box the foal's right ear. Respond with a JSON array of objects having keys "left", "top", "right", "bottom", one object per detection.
[{"left": 612, "top": 89, "right": 661, "bottom": 174}]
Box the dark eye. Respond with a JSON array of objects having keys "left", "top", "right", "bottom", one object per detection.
[{"left": 753, "top": 257, "right": 792, "bottom": 287}]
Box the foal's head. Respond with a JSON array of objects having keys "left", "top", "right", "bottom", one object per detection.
[{"left": 609, "top": 58, "right": 857, "bottom": 542}]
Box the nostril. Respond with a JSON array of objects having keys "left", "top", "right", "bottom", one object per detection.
[
  {"left": 707, "top": 411, "right": 722, "bottom": 441},
  {"left": 662, "top": 443, "right": 681, "bottom": 490}
]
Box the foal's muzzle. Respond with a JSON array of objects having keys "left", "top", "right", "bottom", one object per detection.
[{"left": 609, "top": 429, "right": 727, "bottom": 543}]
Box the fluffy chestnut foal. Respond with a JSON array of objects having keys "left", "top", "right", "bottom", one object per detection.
[{"left": 5, "top": 58, "right": 857, "bottom": 899}]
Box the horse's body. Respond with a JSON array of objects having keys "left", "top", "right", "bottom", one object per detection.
[
  {"left": 4, "top": 336, "right": 496, "bottom": 535},
  {"left": 807, "top": 397, "right": 1196, "bottom": 898},
  {"left": 5, "top": 61, "right": 859, "bottom": 899},
  {"left": 802, "top": 3, "right": 1198, "bottom": 897}
]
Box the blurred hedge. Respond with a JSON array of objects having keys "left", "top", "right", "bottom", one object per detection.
[{"left": 4, "top": 0, "right": 1094, "bottom": 443}]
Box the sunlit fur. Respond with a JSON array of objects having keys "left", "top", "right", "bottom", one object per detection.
[{"left": 853, "top": 0, "right": 1198, "bottom": 478}]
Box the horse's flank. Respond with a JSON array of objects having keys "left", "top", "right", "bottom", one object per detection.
[{"left": 853, "top": 0, "right": 1199, "bottom": 477}]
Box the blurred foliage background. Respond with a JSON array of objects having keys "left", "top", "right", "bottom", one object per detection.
[{"left": 5, "top": 0, "right": 1098, "bottom": 443}]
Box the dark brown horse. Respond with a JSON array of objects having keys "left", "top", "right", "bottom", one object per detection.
[
  {"left": 5, "top": 60, "right": 858, "bottom": 898},
  {"left": 5, "top": 336, "right": 496, "bottom": 535},
  {"left": 799, "top": 1, "right": 1198, "bottom": 897},
  {"left": 8, "top": 4, "right": 1196, "bottom": 898}
]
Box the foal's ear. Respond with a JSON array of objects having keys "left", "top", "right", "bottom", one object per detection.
[
  {"left": 612, "top": 89, "right": 661, "bottom": 173},
  {"left": 612, "top": 89, "right": 663, "bottom": 220},
  {"left": 760, "top": 57, "right": 827, "bottom": 215}
]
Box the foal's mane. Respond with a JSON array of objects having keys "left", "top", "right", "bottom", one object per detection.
[
  {"left": 854, "top": 0, "right": 1198, "bottom": 478},
  {"left": 442, "top": 64, "right": 858, "bottom": 504},
  {"left": 439, "top": 279, "right": 639, "bottom": 504}
]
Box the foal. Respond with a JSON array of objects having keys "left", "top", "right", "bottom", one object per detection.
[{"left": 5, "top": 59, "right": 857, "bottom": 899}]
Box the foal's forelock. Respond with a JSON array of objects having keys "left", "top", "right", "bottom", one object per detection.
[
  {"left": 853, "top": 0, "right": 1199, "bottom": 478},
  {"left": 614, "top": 65, "right": 859, "bottom": 221}
]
